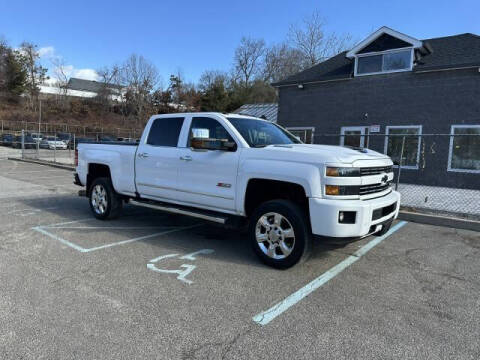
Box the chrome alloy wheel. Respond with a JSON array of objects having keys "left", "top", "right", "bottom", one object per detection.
[
  {"left": 91, "top": 184, "right": 108, "bottom": 215},
  {"left": 255, "top": 212, "right": 295, "bottom": 259}
]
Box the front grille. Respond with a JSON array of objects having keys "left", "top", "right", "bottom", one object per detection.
[
  {"left": 359, "top": 182, "right": 391, "bottom": 195},
  {"left": 372, "top": 202, "right": 397, "bottom": 221},
  {"left": 360, "top": 166, "right": 393, "bottom": 176}
]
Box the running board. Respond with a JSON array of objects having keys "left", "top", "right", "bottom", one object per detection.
[{"left": 129, "top": 199, "right": 228, "bottom": 224}]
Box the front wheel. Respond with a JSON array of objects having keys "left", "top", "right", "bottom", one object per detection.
[
  {"left": 89, "top": 177, "right": 123, "bottom": 220},
  {"left": 249, "top": 200, "right": 312, "bottom": 269}
]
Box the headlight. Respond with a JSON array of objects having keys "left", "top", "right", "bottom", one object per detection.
[{"left": 326, "top": 167, "right": 361, "bottom": 177}]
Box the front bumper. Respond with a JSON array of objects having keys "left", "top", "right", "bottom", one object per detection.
[{"left": 309, "top": 191, "right": 400, "bottom": 238}]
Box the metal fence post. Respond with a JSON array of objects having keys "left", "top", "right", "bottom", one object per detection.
[
  {"left": 21, "top": 129, "right": 25, "bottom": 159},
  {"left": 73, "top": 133, "right": 76, "bottom": 165},
  {"left": 36, "top": 132, "right": 39, "bottom": 159},
  {"left": 68, "top": 132, "right": 71, "bottom": 161},
  {"left": 395, "top": 135, "right": 406, "bottom": 191},
  {"left": 53, "top": 133, "right": 56, "bottom": 163}
]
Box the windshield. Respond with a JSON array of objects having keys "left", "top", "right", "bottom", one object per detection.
[{"left": 227, "top": 117, "right": 301, "bottom": 147}]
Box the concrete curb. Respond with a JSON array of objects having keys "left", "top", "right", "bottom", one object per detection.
[
  {"left": 399, "top": 210, "right": 480, "bottom": 232},
  {"left": 8, "top": 157, "right": 74, "bottom": 171}
]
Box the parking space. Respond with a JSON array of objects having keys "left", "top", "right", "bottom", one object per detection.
[{"left": 1, "top": 159, "right": 479, "bottom": 359}]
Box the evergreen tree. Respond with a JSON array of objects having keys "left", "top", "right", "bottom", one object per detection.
[
  {"left": 0, "top": 39, "right": 27, "bottom": 98},
  {"left": 5, "top": 50, "right": 27, "bottom": 96}
]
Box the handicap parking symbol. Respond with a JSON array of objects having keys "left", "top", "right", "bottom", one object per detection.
[{"left": 147, "top": 249, "right": 215, "bottom": 285}]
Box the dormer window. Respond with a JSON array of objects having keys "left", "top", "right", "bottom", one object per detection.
[
  {"left": 346, "top": 27, "right": 423, "bottom": 78},
  {"left": 355, "top": 48, "right": 413, "bottom": 76}
]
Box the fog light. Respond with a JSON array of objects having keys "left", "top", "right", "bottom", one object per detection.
[{"left": 338, "top": 211, "right": 356, "bottom": 224}]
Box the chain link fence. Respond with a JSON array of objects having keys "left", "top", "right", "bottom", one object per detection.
[
  {"left": 2, "top": 124, "right": 479, "bottom": 220},
  {"left": 0, "top": 120, "right": 142, "bottom": 140},
  {"left": 0, "top": 130, "right": 76, "bottom": 165},
  {"left": 313, "top": 132, "right": 480, "bottom": 220},
  {"left": 1, "top": 120, "right": 141, "bottom": 165}
]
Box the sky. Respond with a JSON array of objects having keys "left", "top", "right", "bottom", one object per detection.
[{"left": 1, "top": 0, "right": 479, "bottom": 86}]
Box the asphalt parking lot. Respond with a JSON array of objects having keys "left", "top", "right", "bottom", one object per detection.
[{"left": 1, "top": 159, "right": 479, "bottom": 359}]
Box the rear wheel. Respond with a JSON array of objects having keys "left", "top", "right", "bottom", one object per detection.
[
  {"left": 89, "top": 177, "right": 123, "bottom": 220},
  {"left": 249, "top": 200, "right": 312, "bottom": 269}
]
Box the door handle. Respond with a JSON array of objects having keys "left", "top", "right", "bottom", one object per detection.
[
  {"left": 180, "top": 155, "right": 192, "bottom": 161},
  {"left": 138, "top": 152, "right": 149, "bottom": 158}
]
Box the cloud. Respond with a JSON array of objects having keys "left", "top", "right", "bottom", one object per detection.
[
  {"left": 38, "top": 46, "right": 56, "bottom": 59},
  {"left": 72, "top": 68, "right": 99, "bottom": 81},
  {"left": 39, "top": 45, "right": 99, "bottom": 82}
]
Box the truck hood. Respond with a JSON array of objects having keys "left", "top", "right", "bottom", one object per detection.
[{"left": 245, "top": 144, "right": 392, "bottom": 165}]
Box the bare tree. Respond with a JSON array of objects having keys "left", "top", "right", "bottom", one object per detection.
[
  {"left": 51, "top": 56, "right": 70, "bottom": 106},
  {"left": 18, "top": 42, "right": 47, "bottom": 110},
  {"left": 198, "top": 70, "right": 228, "bottom": 92},
  {"left": 121, "top": 54, "right": 159, "bottom": 125},
  {"left": 288, "top": 10, "right": 352, "bottom": 67},
  {"left": 234, "top": 37, "right": 266, "bottom": 87},
  {"left": 263, "top": 43, "right": 304, "bottom": 83},
  {"left": 97, "top": 65, "right": 122, "bottom": 105}
]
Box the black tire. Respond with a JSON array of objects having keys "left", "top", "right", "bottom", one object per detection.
[
  {"left": 89, "top": 177, "right": 123, "bottom": 220},
  {"left": 249, "top": 200, "right": 312, "bottom": 269},
  {"left": 375, "top": 218, "right": 393, "bottom": 236}
]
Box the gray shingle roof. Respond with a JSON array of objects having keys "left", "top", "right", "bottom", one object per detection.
[
  {"left": 415, "top": 33, "right": 480, "bottom": 71},
  {"left": 67, "top": 78, "right": 122, "bottom": 93},
  {"left": 233, "top": 103, "right": 278, "bottom": 123},
  {"left": 272, "top": 33, "right": 480, "bottom": 86}
]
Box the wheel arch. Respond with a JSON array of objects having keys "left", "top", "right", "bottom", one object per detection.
[
  {"left": 243, "top": 178, "right": 310, "bottom": 218},
  {"left": 86, "top": 163, "right": 112, "bottom": 196}
]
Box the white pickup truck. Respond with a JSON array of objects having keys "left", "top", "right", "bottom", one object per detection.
[{"left": 75, "top": 113, "right": 400, "bottom": 268}]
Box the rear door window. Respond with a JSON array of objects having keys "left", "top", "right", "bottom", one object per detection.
[{"left": 147, "top": 117, "right": 185, "bottom": 147}]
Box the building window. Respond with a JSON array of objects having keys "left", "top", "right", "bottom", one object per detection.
[
  {"left": 448, "top": 125, "right": 480, "bottom": 173},
  {"left": 356, "top": 48, "right": 412, "bottom": 76},
  {"left": 384, "top": 126, "right": 422, "bottom": 169},
  {"left": 286, "top": 127, "right": 315, "bottom": 144}
]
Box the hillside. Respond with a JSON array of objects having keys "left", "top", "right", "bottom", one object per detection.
[{"left": 0, "top": 96, "right": 144, "bottom": 138}]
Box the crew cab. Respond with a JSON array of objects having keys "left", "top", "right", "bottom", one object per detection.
[{"left": 75, "top": 113, "right": 400, "bottom": 268}]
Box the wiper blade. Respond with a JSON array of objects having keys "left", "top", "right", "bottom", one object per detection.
[{"left": 252, "top": 144, "right": 267, "bottom": 148}]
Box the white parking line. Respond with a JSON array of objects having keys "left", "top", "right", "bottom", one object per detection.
[
  {"left": 1, "top": 169, "right": 66, "bottom": 175},
  {"left": 81, "top": 226, "right": 200, "bottom": 253},
  {"left": 15, "top": 175, "right": 71, "bottom": 180},
  {"left": 32, "top": 217, "right": 202, "bottom": 253},
  {"left": 252, "top": 221, "right": 408, "bottom": 326}
]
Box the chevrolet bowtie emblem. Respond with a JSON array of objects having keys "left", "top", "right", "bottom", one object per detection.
[{"left": 381, "top": 175, "right": 388, "bottom": 183}]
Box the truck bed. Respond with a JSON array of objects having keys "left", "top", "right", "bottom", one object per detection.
[{"left": 77, "top": 142, "right": 138, "bottom": 196}]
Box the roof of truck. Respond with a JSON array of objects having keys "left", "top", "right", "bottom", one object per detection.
[{"left": 151, "top": 112, "right": 262, "bottom": 120}]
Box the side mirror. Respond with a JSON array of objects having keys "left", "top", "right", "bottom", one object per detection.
[
  {"left": 220, "top": 140, "right": 237, "bottom": 151},
  {"left": 191, "top": 138, "right": 236, "bottom": 151}
]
